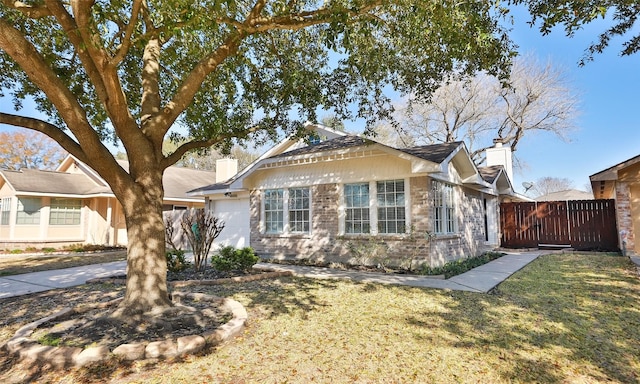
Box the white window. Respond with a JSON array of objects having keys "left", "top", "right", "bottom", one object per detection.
[
  {"left": 16, "top": 197, "right": 41, "bottom": 225},
  {"left": 433, "top": 180, "right": 456, "bottom": 234},
  {"left": 264, "top": 189, "right": 284, "bottom": 234},
  {"left": 0, "top": 197, "right": 10, "bottom": 225},
  {"left": 49, "top": 198, "right": 82, "bottom": 225},
  {"left": 344, "top": 183, "right": 370, "bottom": 234},
  {"left": 343, "top": 179, "right": 408, "bottom": 235},
  {"left": 263, "top": 188, "right": 311, "bottom": 234},
  {"left": 288, "top": 188, "right": 310, "bottom": 233},
  {"left": 377, "top": 180, "right": 406, "bottom": 234}
]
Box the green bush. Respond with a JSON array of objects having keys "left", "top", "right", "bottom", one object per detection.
[
  {"left": 166, "top": 249, "right": 188, "bottom": 272},
  {"left": 211, "top": 246, "right": 259, "bottom": 272}
]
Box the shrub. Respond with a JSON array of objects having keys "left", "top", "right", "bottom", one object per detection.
[
  {"left": 211, "top": 246, "right": 259, "bottom": 272},
  {"left": 420, "top": 251, "right": 505, "bottom": 278},
  {"left": 345, "top": 236, "right": 389, "bottom": 267},
  {"left": 38, "top": 333, "right": 62, "bottom": 347},
  {"left": 166, "top": 249, "right": 188, "bottom": 272}
]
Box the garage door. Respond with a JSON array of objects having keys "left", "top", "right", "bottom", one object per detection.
[{"left": 211, "top": 198, "right": 250, "bottom": 249}]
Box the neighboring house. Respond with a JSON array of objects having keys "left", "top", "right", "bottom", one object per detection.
[
  {"left": 190, "top": 124, "right": 521, "bottom": 268},
  {"left": 535, "top": 189, "right": 594, "bottom": 202},
  {"left": 0, "top": 155, "right": 215, "bottom": 249},
  {"left": 590, "top": 154, "right": 640, "bottom": 256}
]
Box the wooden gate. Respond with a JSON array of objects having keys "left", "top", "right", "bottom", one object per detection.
[{"left": 500, "top": 199, "right": 618, "bottom": 251}]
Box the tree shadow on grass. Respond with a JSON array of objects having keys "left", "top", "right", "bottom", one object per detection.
[
  {"left": 0, "top": 275, "right": 346, "bottom": 383},
  {"left": 187, "top": 276, "right": 340, "bottom": 319},
  {"left": 0, "top": 285, "right": 126, "bottom": 383},
  {"left": 404, "top": 254, "right": 640, "bottom": 383}
]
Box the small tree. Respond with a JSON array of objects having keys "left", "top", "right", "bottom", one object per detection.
[
  {"left": 379, "top": 56, "right": 579, "bottom": 165},
  {"left": 0, "top": 129, "right": 66, "bottom": 170},
  {"left": 181, "top": 209, "right": 224, "bottom": 272},
  {"left": 530, "top": 176, "right": 575, "bottom": 197}
]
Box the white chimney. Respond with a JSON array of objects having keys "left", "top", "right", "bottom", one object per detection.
[
  {"left": 485, "top": 141, "right": 513, "bottom": 182},
  {"left": 215, "top": 158, "right": 238, "bottom": 183}
]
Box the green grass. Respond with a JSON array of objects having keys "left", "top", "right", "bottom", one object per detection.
[
  {"left": 108, "top": 253, "right": 640, "bottom": 383},
  {"left": 37, "top": 333, "right": 62, "bottom": 347},
  {"left": 2, "top": 253, "right": 639, "bottom": 383}
]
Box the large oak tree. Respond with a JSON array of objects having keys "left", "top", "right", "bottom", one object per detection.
[{"left": 0, "top": 0, "right": 514, "bottom": 318}]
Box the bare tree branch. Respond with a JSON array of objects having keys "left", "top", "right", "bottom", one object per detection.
[
  {"left": 385, "top": 56, "right": 579, "bottom": 165},
  {"left": 160, "top": 124, "right": 260, "bottom": 170}
]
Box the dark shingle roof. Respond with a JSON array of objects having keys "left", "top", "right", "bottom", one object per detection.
[
  {"left": 271, "top": 135, "right": 463, "bottom": 164},
  {"left": 191, "top": 137, "right": 468, "bottom": 194},
  {"left": 1, "top": 161, "right": 216, "bottom": 200},
  {"left": 400, "top": 142, "right": 463, "bottom": 163},
  {"left": 271, "top": 135, "right": 373, "bottom": 158},
  {"left": 478, "top": 165, "right": 504, "bottom": 184}
]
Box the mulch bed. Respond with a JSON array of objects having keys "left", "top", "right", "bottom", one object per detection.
[{"left": 4, "top": 265, "right": 293, "bottom": 363}]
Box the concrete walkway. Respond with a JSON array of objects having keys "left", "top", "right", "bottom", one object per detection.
[
  {"left": 0, "top": 261, "right": 126, "bottom": 299},
  {"left": 0, "top": 250, "right": 544, "bottom": 300},
  {"left": 257, "top": 250, "right": 544, "bottom": 293}
]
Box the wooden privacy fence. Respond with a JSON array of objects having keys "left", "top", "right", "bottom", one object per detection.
[{"left": 500, "top": 199, "right": 618, "bottom": 251}]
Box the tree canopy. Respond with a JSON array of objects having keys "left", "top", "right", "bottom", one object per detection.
[
  {"left": 0, "top": 0, "right": 516, "bottom": 316},
  {"left": 529, "top": 176, "right": 575, "bottom": 197},
  {"left": 513, "top": 0, "right": 640, "bottom": 64},
  {"left": 0, "top": 1, "right": 515, "bottom": 164}
]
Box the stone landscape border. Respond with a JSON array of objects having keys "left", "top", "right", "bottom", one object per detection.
[
  {"left": 2, "top": 294, "right": 246, "bottom": 368},
  {"left": 2, "top": 270, "right": 294, "bottom": 368}
]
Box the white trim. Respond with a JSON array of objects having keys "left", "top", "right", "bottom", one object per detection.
[
  {"left": 191, "top": 123, "right": 348, "bottom": 197},
  {"left": 369, "top": 181, "right": 378, "bottom": 235},
  {"left": 14, "top": 192, "right": 115, "bottom": 199},
  {"left": 340, "top": 178, "right": 410, "bottom": 236},
  {"left": 260, "top": 187, "right": 313, "bottom": 235}
]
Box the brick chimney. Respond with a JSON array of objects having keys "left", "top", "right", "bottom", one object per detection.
[{"left": 485, "top": 140, "right": 513, "bottom": 182}]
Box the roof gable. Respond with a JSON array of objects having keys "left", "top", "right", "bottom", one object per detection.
[
  {"left": 2, "top": 155, "right": 215, "bottom": 201},
  {"left": 190, "top": 131, "right": 513, "bottom": 196},
  {"left": 590, "top": 153, "right": 640, "bottom": 181},
  {"left": 401, "top": 142, "right": 463, "bottom": 164},
  {"left": 0, "top": 168, "right": 111, "bottom": 196}
]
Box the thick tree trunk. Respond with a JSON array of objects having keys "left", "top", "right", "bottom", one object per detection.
[{"left": 114, "top": 171, "right": 173, "bottom": 318}]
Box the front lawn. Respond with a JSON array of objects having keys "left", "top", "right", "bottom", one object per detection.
[{"left": 1, "top": 253, "right": 638, "bottom": 383}]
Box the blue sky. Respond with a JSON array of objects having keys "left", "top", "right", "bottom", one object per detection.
[
  {"left": 1, "top": 6, "right": 638, "bottom": 194},
  {"left": 498, "top": 7, "right": 640, "bottom": 192}
]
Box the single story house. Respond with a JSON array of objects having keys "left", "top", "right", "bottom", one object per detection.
[
  {"left": 535, "top": 189, "right": 594, "bottom": 202},
  {"left": 590, "top": 154, "right": 640, "bottom": 256},
  {"left": 190, "top": 124, "right": 522, "bottom": 268},
  {"left": 0, "top": 155, "right": 215, "bottom": 249}
]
